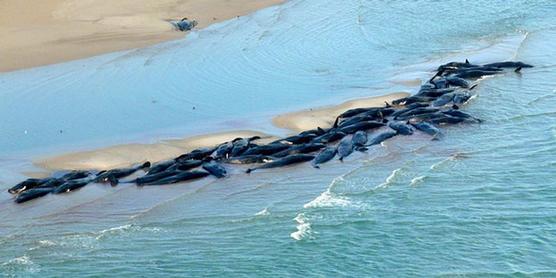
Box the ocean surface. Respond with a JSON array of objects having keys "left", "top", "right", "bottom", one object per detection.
[{"left": 1, "top": 0, "right": 556, "bottom": 276}]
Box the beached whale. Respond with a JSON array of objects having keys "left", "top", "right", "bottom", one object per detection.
[
  {"left": 8, "top": 178, "right": 55, "bottom": 194},
  {"left": 483, "top": 61, "right": 533, "bottom": 68},
  {"left": 173, "top": 160, "right": 204, "bottom": 171},
  {"left": 337, "top": 136, "right": 354, "bottom": 161},
  {"left": 202, "top": 161, "right": 227, "bottom": 178},
  {"left": 176, "top": 147, "right": 216, "bottom": 161},
  {"left": 272, "top": 143, "right": 326, "bottom": 158},
  {"left": 95, "top": 162, "right": 151, "bottom": 185},
  {"left": 52, "top": 177, "right": 96, "bottom": 194},
  {"left": 352, "top": 131, "right": 368, "bottom": 147},
  {"left": 212, "top": 141, "right": 234, "bottom": 160},
  {"left": 312, "top": 129, "right": 346, "bottom": 144},
  {"left": 429, "top": 114, "right": 468, "bottom": 125},
  {"left": 416, "top": 88, "right": 455, "bottom": 98},
  {"left": 230, "top": 136, "right": 261, "bottom": 157},
  {"left": 15, "top": 188, "right": 55, "bottom": 203},
  {"left": 141, "top": 170, "right": 210, "bottom": 185},
  {"left": 392, "top": 96, "right": 437, "bottom": 106},
  {"left": 147, "top": 160, "right": 178, "bottom": 175},
  {"left": 225, "top": 155, "right": 274, "bottom": 164},
  {"left": 8, "top": 170, "right": 94, "bottom": 194},
  {"left": 411, "top": 122, "right": 442, "bottom": 138},
  {"left": 337, "top": 115, "right": 378, "bottom": 128},
  {"left": 366, "top": 130, "right": 398, "bottom": 147},
  {"left": 391, "top": 103, "right": 429, "bottom": 117},
  {"left": 339, "top": 121, "right": 385, "bottom": 134},
  {"left": 59, "top": 170, "right": 93, "bottom": 181},
  {"left": 454, "top": 69, "right": 502, "bottom": 79},
  {"left": 445, "top": 76, "right": 471, "bottom": 88},
  {"left": 311, "top": 147, "right": 337, "bottom": 168},
  {"left": 242, "top": 143, "right": 290, "bottom": 156},
  {"left": 134, "top": 170, "right": 180, "bottom": 185},
  {"left": 394, "top": 107, "right": 440, "bottom": 120},
  {"left": 388, "top": 121, "right": 414, "bottom": 135},
  {"left": 436, "top": 60, "right": 478, "bottom": 71},
  {"left": 246, "top": 154, "right": 315, "bottom": 173}
]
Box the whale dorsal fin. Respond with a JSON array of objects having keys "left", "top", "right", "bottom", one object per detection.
[
  {"left": 515, "top": 66, "right": 522, "bottom": 73},
  {"left": 465, "top": 59, "right": 470, "bottom": 64},
  {"left": 333, "top": 116, "right": 340, "bottom": 128}
]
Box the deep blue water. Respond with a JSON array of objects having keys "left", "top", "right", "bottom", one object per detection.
[{"left": 1, "top": 0, "right": 556, "bottom": 276}]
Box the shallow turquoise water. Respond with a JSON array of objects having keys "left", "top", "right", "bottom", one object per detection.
[{"left": 1, "top": 0, "right": 556, "bottom": 277}]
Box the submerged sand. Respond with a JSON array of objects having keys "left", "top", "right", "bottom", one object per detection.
[
  {"left": 2, "top": 0, "right": 408, "bottom": 175},
  {"left": 0, "top": 0, "right": 283, "bottom": 72},
  {"left": 36, "top": 93, "right": 409, "bottom": 171}
]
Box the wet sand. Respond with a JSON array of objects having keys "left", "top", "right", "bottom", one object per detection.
[
  {"left": 35, "top": 93, "right": 409, "bottom": 171},
  {"left": 0, "top": 0, "right": 283, "bottom": 72},
  {"left": 36, "top": 130, "right": 274, "bottom": 171},
  {"left": 273, "top": 93, "right": 410, "bottom": 132}
]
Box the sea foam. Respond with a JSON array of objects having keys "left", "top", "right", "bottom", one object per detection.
[
  {"left": 303, "top": 189, "right": 352, "bottom": 209},
  {"left": 255, "top": 208, "right": 271, "bottom": 216},
  {"left": 290, "top": 213, "right": 312, "bottom": 241},
  {"left": 376, "top": 168, "right": 403, "bottom": 189}
]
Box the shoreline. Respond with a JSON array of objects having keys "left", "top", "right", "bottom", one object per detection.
[
  {"left": 273, "top": 93, "right": 409, "bottom": 132},
  {"left": 35, "top": 92, "right": 409, "bottom": 171},
  {"left": 0, "top": 0, "right": 284, "bottom": 72}
]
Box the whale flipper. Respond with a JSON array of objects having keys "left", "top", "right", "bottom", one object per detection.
[{"left": 355, "top": 146, "right": 368, "bottom": 152}]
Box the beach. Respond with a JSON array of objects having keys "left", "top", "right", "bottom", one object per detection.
[
  {"left": 34, "top": 92, "right": 409, "bottom": 171},
  {"left": 0, "top": 0, "right": 283, "bottom": 72},
  {"left": 1, "top": 0, "right": 556, "bottom": 276}
]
